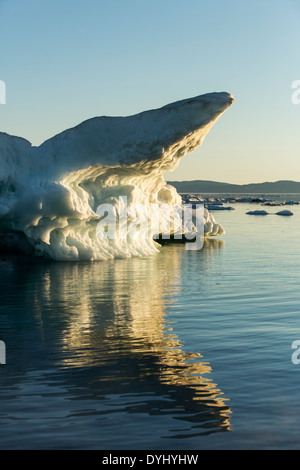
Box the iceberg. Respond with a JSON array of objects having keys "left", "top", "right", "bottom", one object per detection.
[{"left": 0, "top": 92, "right": 233, "bottom": 260}]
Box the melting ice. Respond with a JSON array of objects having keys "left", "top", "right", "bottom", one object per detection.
[{"left": 0, "top": 92, "right": 233, "bottom": 260}]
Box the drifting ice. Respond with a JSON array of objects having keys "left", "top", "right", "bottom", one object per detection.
[{"left": 0, "top": 92, "right": 233, "bottom": 260}]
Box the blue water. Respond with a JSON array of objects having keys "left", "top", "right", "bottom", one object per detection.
[{"left": 1, "top": 195, "right": 300, "bottom": 449}]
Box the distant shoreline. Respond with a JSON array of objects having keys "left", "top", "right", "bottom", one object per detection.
[{"left": 167, "top": 180, "right": 300, "bottom": 194}]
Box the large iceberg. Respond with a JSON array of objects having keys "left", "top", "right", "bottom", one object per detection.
[{"left": 0, "top": 92, "right": 233, "bottom": 260}]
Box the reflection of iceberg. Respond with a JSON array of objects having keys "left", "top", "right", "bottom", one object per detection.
[
  {"left": 25, "top": 245, "right": 231, "bottom": 439},
  {"left": 0, "top": 92, "right": 233, "bottom": 260}
]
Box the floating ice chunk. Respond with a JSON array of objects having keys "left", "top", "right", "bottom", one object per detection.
[
  {"left": 262, "top": 201, "right": 283, "bottom": 207},
  {"left": 0, "top": 92, "right": 233, "bottom": 260},
  {"left": 205, "top": 205, "right": 234, "bottom": 211},
  {"left": 276, "top": 210, "right": 293, "bottom": 216},
  {"left": 205, "top": 201, "right": 224, "bottom": 206},
  {"left": 284, "top": 201, "right": 299, "bottom": 205},
  {"left": 246, "top": 210, "right": 269, "bottom": 215}
]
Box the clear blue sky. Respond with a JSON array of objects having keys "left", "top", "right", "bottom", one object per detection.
[{"left": 0, "top": 0, "right": 299, "bottom": 183}]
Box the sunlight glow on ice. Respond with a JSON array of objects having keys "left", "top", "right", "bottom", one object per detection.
[{"left": 0, "top": 92, "right": 233, "bottom": 260}]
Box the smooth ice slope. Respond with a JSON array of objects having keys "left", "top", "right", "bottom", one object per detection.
[{"left": 0, "top": 92, "right": 233, "bottom": 260}]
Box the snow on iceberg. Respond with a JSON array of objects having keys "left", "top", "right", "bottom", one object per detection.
[{"left": 0, "top": 92, "right": 234, "bottom": 260}]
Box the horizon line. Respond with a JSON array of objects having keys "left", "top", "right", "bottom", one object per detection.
[{"left": 166, "top": 179, "right": 300, "bottom": 185}]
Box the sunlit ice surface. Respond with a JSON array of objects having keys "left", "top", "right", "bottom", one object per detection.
[{"left": 0, "top": 92, "right": 233, "bottom": 260}]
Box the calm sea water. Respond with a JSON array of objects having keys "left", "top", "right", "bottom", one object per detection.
[{"left": 1, "top": 194, "right": 300, "bottom": 450}]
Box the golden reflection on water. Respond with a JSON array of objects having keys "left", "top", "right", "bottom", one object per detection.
[{"left": 33, "top": 239, "right": 231, "bottom": 434}]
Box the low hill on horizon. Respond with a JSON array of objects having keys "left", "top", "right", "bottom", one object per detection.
[{"left": 167, "top": 179, "right": 300, "bottom": 194}]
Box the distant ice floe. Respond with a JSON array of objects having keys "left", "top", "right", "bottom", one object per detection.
[
  {"left": 181, "top": 195, "right": 234, "bottom": 211},
  {"left": 275, "top": 210, "right": 293, "bottom": 216},
  {"left": 246, "top": 210, "right": 269, "bottom": 216},
  {"left": 182, "top": 194, "right": 300, "bottom": 206},
  {"left": 182, "top": 194, "right": 297, "bottom": 218},
  {"left": 246, "top": 209, "right": 294, "bottom": 216},
  {"left": 0, "top": 92, "right": 234, "bottom": 260},
  {"left": 284, "top": 201, "right": 300, "bottom": 205},
  {"left": 205, "top": 204, "right": 235, "bottom": 211}
]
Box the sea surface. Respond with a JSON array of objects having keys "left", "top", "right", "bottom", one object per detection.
[{"left": 1, "top": 194, "right": 300, "bottom": 450}]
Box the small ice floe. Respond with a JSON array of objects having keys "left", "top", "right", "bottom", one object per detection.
[
  {"left": 284, "top": 201, "right": 299, "bottom": 205},
  {"left": 262, "top": 201, "right": 283, "bottom": 206},
  {"left": 246, "top": 210, "right": 268, "bottom": 215},
  {"left": 275, "top": 210, "right": 293, "bottom": 216},
  {"left": 204, "top": 201, "right": 234, "bottom": 210},
  {"left": 241, "top": 197, "right": 262, "bottom": 203},
  {"left": 182, "top": 194, "right": 204, "bottom": 204},
  {"left": 188, "top": 197, "right": 201, "bottom": 202},
  {"left": 234, "top": 197, "right": 269, "bottom": 204},
  {"left": 205, "top": 204, "right": 234, "bottom": 211},
  {"left": 250, "top": 197, "right": 266, "bottom": 203}
]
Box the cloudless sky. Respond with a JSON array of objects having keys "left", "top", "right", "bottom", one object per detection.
[{"left": 0, "top": 0, "right": 299, "bottom": 183}]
